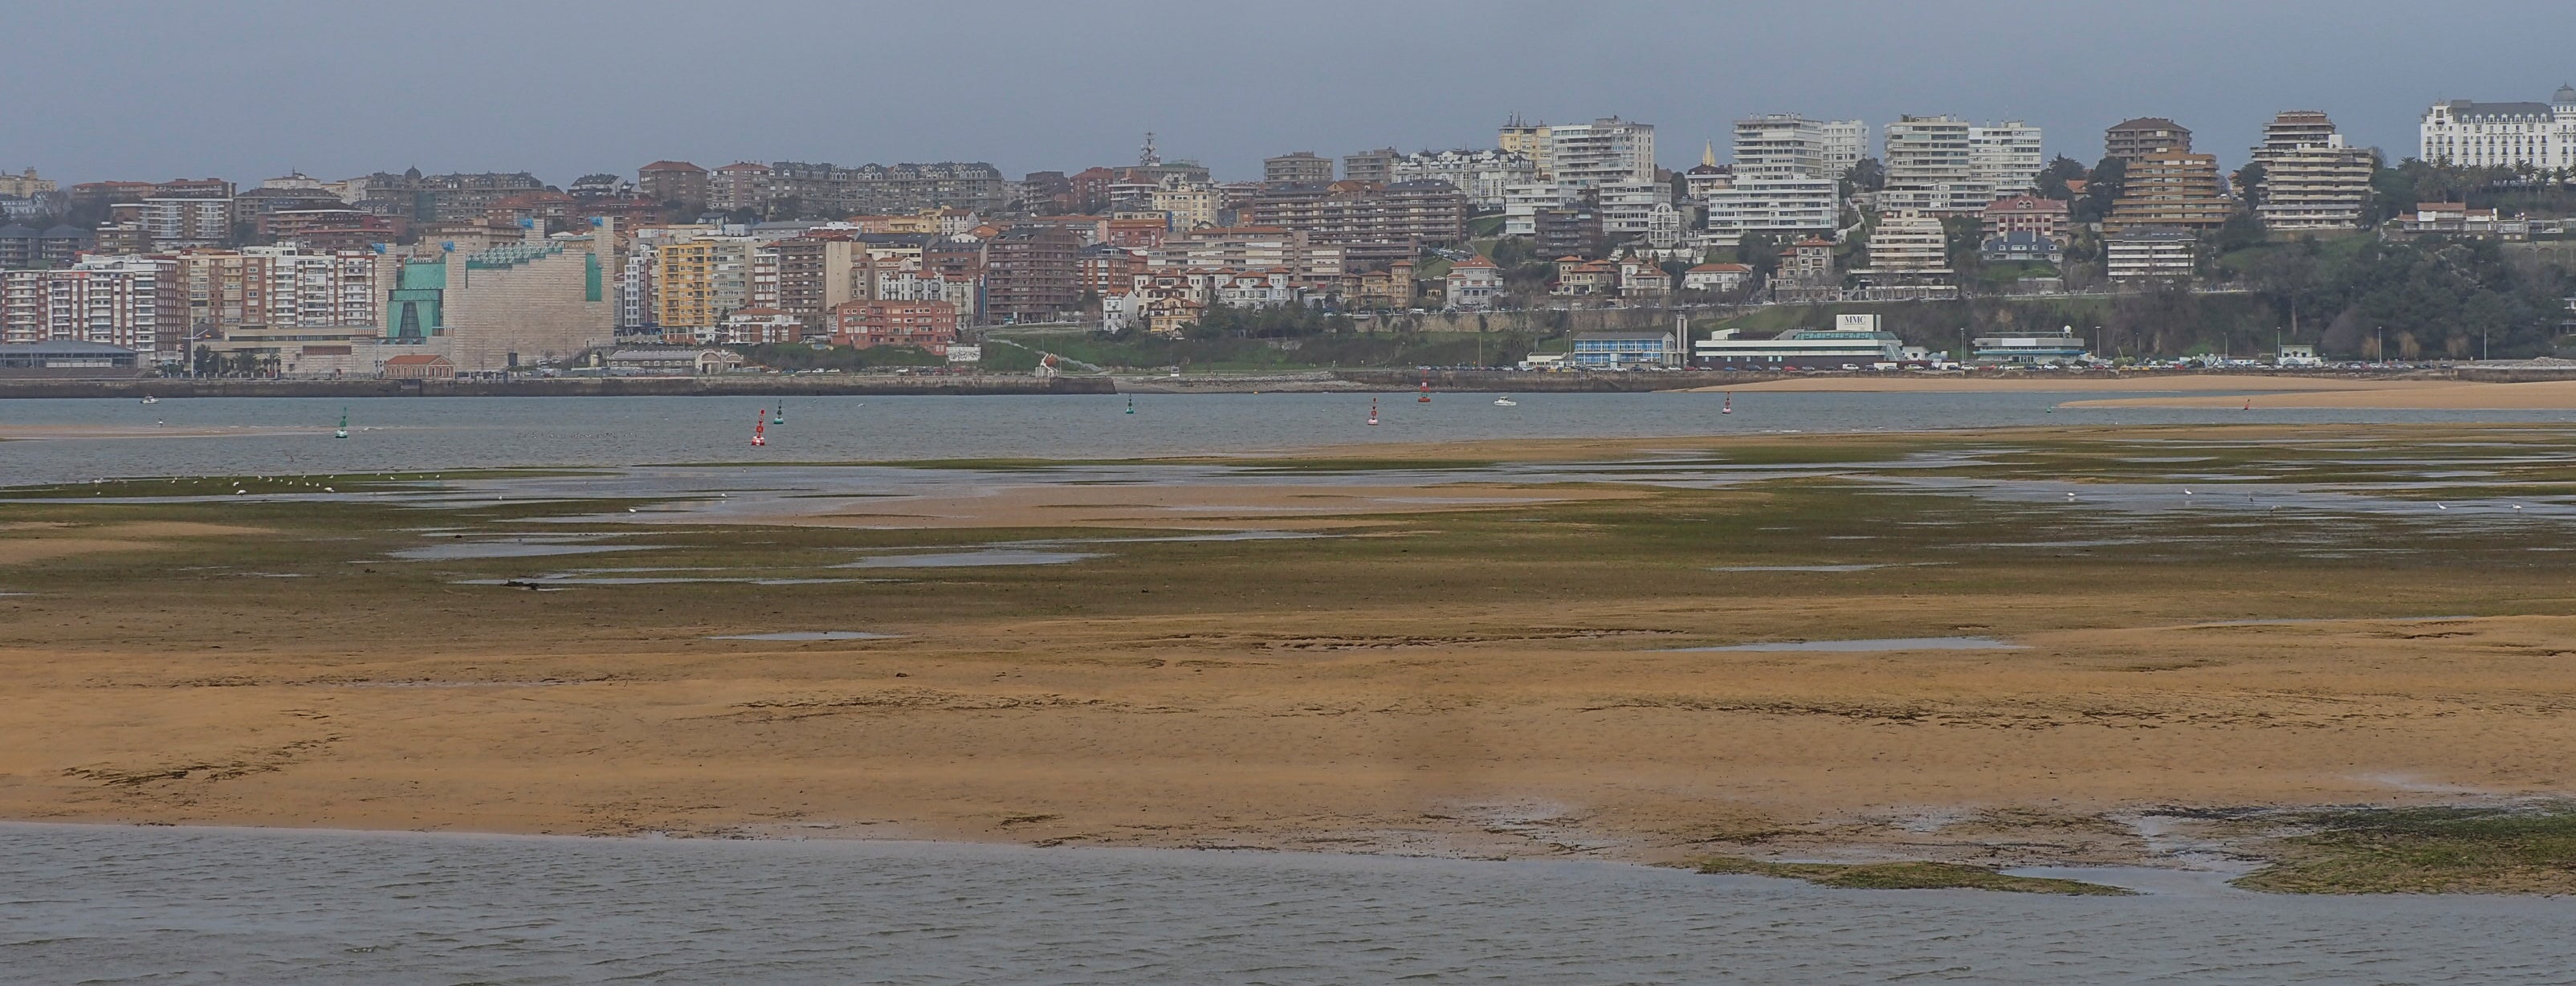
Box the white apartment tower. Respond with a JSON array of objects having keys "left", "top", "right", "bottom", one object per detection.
[
  {"left": 1732, "top": 114, "right": 1867, "bottom": 179},
  {"left": 2252, "top": 111, "right": 2374, "bottom": 230},
  {"left": 1547, "top": 117, "right": 1657, "bottom": 188},
  {"left": 1881, "top": 116, "right": 1980, "bottom": 213},
  {"left": 2419, "top": 87, "right": 2576, "bottom": 169},
  {"left": 1969, "top": 121, "right": 2044, "bottom": 194}
]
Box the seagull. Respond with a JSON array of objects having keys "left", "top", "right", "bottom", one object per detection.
[
  {"left": 2436, "top": 503, "right": 2449, "bottom": 510},
  {"left": 2065, "top": 491, "right": 2078, "bottom": 501},
  {"left": 2514, "top": 504, "right": 2525, "bottom": 511},
  {"left": 2183, "top": 488, "right": 2194, "bottom": 495}
]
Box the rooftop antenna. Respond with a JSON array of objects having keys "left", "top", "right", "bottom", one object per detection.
[{"left": 1139, "top": 132, "right": 1161, "bottom": 168}]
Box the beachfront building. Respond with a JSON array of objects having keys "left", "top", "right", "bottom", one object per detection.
[
  {"left": 1972, "top": 329, "right": 2091, "bottom": 365},
  {"left": 1568, "top": 328, "right": 1681, "bottom": 369},
  {"left": 1693, "top": 321, "right": 1908, "bottom": 370}
]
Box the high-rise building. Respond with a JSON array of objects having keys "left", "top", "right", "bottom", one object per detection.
[
  {"left": 2105, "top": 118, "right": 2193, "bottom": 163},
  {"left": 2252, "top": 111, "right": 2376, "bottom": 230},
  {"left": 1700, "top": 177, "right": 1840, "bottom": 238},
  {"left": 2, "top": 256, "right": 184, "bottom": 361},
  {"left": 1547, "top": 117, "right": 1657, "bottom": 188},
  {"left": 1263, "top": 152, "right": 1335, "bottom": 185},
  {"left": 2106, "top": 151, "right": 2232, "bottom": 231},
  {"left": 1733, "top": 114, "right": 1831, "bottom": 179},
  {"left": 1881, "top": 116, "right": 1983, "bottom": 214},
  {"left": 1969, "top": 121, "right": 2044, "bottom": 194},
  {"left": 2418, "top": 87, "right": 2576, "bottom": 169},
  {"left": 1820, "top": 120, "right": 1869, "bottom": 177},
  {"left": 983, "top": 226, "right": 1082, "bottom": 323}
]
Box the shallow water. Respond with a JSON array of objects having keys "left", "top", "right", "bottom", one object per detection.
[
  {"left": 2, "top": 823, "right": 2570, "bottom": 984},
  {"left": 10, "top": 392, "right": 2576, "bottom": 486}
]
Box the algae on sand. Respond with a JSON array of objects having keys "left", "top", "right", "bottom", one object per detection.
[
  {"left": 1696, "top": 857, "right": 2134, "bottom": 895},
  {"left": 2234, "top": 805, "right": 2576, "bottom": 894}
]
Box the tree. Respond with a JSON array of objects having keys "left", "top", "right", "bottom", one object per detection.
[
  {"left": 1940, "top": 215, "right": 1985, "bottom": 280},
  {"left": 2075, "top": 157, "right": 2126, "bottom": 225},
  {"left": 2232, "top": 161, "right": 2267, "bottom": 210},
  {"left": 2035, "top": 156, "right": 2088, "bottom": 201},
  {"left": 2214, "top": 209, "right": 2268, "bottom": 255},
  {"left": 1843, "top": 157, "right": 1886, "bottom": 197},
  {"left": 1734, "top": 232, "right": 1783, "bottom": 279}
]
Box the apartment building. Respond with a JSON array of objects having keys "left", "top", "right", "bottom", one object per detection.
[
  {"left": 1147, "top": 226, "right": 1344, "bottom": 286},
  {"left": 1532, "top": 206, "right": 1604, "bottom": 259},
  {"left": 2106, "top": 151, "right": 2233, "bottom": 231},
  {"left": 0, "top": 225, "right": 92, "bottom": 270},
  {"left": 357, "top": 169, "right": 547, "bottom": 222},
  {"left": 1, "top": 256, "right": 183, "bottom": 361},
  {"left": 1502, "top": 182, "right": 1579, "bottom": 235},
  {"left": 1857, "top": 210, "right": 1951, "bottom": 279},
  {"left": 2106, "top": 227, "right": 2196, "bottom": 280},
  {"left": 709, "top": 163, "right": 773, "bottom": 211},
  {"left": 380, "top": 232, "right": 615, "bottom": 372},
  {"left": 2105, "top": 118, "right": 2193, "bottom": 163},
  {"left": 637, "top": 161, "right": 710, "bottom": 206},
  {"left": 652, "top": 236, "right": 756, "bottom": 333},
  {"left": 833, "top": 298, "right": 960, "bottom": 351},
  {"left": 1731, "top": 114, "right": 1861, "bottom": 179},
  {"left": 2252, "top": 111, "right": 2375, "bottom": 230},
  {"left": 983, "top": 226, "right": 1082, "bottom": 323},
  {"left": 1881, "top": 116, "right": 1989, "bottom": 214},
  {"left": 1244, "top": 181, "right": 1468, "bottom": 266},
  {"left": 1263, "top": 152, "right": 1335, "bottom": 185},
  {"left": 1969, "top": 121, "right": 2044, "bottom": 194},
  {"left": 1387, "top": 149, "right": 1538, "bottom": 207},
  {"left": 1596, "top": 181, "right": 1673, "bottom": 241},
  {"left": 1547, "top": 117, "right": 1657, "bottom": 189},
  {"left": 2418, "top": 87, "right": 2576, "bottom": 169},
  {"left": 1498, "top": 116, "right": 1555, "bottom": 177},
  {"left": 1342, "top": 148, "right": 1401, "bottom": 184}
]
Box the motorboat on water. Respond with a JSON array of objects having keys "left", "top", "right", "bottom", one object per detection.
[{"left": 1493, "top": 397, "right": 1517, "bottom": 406}]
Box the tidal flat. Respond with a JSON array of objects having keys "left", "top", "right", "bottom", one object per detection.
[{"left": 7, "top": 422, "right": 2576, "bottom": 891}]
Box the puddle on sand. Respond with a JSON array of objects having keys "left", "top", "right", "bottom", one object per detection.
[
  {"left": 392, "top": 542, "right": 663, "bottom": 560},
  {"left": 455, "top": 577, "right": 868, "bottom": 587},
  {"left": 1657, "top": 636, "right": 2024, "bottom": 653},
  {"left": 707, "top": 631, "right": 900, "bottom": 642},
  {"left": 834, "top": 550, "right": 1103, "bottom": 569}
]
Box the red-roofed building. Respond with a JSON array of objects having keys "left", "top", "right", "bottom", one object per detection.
[
  {"left": 1982, "top": 194, "right": 2071, "bottom": 242},
  {"left": 380, "top": 353, "right": 455, "bottom": 380}
]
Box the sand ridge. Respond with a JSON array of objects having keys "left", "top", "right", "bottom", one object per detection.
[{"left": 2069, "top": 378, "right": 2576, "bottom": 409}]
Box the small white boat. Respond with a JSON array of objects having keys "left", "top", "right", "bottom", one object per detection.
[
  {"left": 140, "top": 396, "right": 158, "bottom": 405},
  {"left": 1493, "top": 397, "right": 1517, "bottom": 406}
]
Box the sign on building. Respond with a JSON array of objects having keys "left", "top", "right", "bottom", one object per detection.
[
  {"left": 1836, "top": 313, "right": 1881, "bottom": 332},
  {"left": 944, "top": 344, "right": 982, "bottom": 364}
]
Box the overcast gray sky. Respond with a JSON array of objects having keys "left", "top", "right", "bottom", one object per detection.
[{"left": 6, "top": 0, "right": 2570, "bottom": 186}]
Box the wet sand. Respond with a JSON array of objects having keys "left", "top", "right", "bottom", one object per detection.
[
  {"left": 6, "top": 426, "right": 2576, "bottom": 871},
  {"left": 2070, "top": 378, "right": 2576, "bottom": 409},
  {"left": 1696, "top": 375, "right": 2448, "bottom": 394}
]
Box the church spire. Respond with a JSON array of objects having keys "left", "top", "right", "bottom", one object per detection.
[{"left": 1702, "top": 141, "right": 1718, "bottom": 168}]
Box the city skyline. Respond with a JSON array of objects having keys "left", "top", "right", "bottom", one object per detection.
[{"left": 6, "top": 0, "right": 2574, "bottom": 185}]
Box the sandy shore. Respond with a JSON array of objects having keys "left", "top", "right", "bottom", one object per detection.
[
  {"left": 2069, "top": 378, "right": 2576, "bottom": 409},
  {"left": 7, "top": 425, "right": 2576, "bottom": 872},
  {"left": 1693, "top": 375, "right": 2450, "bottom": 394}
]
